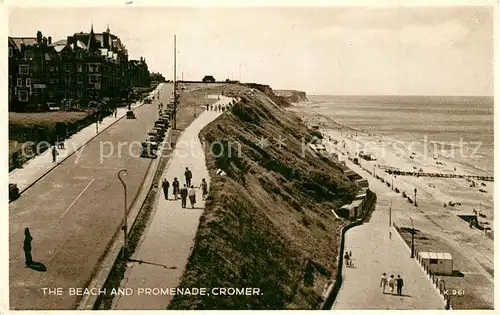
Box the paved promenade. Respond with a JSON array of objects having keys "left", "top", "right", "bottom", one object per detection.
[
  {"left": 333, "top": 170, "right": 445, "bottom": 310},
  {"left": 9, "top": 84, "right": 163, "bottom": 194},
  {"left": 113, "top": 96, "right": 233, "bottom": 310}
]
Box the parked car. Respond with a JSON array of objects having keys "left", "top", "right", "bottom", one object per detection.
[{"left": 9, "top": 184, "right": 19, "bottom": 201}]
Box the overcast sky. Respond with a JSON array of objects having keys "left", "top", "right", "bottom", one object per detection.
[{"left": 8, "top": 5, "right": 493, "bottom": 96}]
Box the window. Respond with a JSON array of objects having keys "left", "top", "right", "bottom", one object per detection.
[
  {"left": 88, "top": 64, "right": 94, "bottom": 73},
  {"left": 26, "top": 51, "right": 34, "bottom": 60},
  {"left": 77, "top": 64, "right": 83, "bottom": 72},
  {"left": 65, "top": 64, "right": 70, "bottom": 72},
  {"left": 429, "top": 259, "right": 438, "bottom": 264},
  {"left": 17, "top": 78, "right": 22, "bottom": 87},
  {"left": 18, "top": 90, "right": 29, "bottom": 102},
  {"left": 77, "top": 75, "right": 82, "bottom": 84},
  {"left": 26, "top": 78, "right": 31, "bottom": 87},
  {"left": 9, "top": 76, "right": 12, "bottom": 87},
  {"left": 77, "top": 88, "right": 82, "bottom": 98},
  {"left": 19, "top": 65, "right": 29, "bottom": 75},
  {"left": 9, "top": 47, "right": 13, "bottom": 57}
]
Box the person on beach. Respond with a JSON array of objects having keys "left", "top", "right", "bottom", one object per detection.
[
  {"left": 200, "top": 178, "right": 208, "bottom": 200},
  {"left": 388, "top": 275, "right": 395, "bottom": 293},
  {"left": 180, "top": 184, "right": 188, "bottom": 208},
  {"left": 396, "top": 275, "right": 404, "bottom": 296},
  {"left": 161, "top": 179, "right": 170, "bottom": 200},
  {"left": 380, "top": 273, "right": 388, "bottom": 293},
  {"left": 172, "top": 177, "right": 180, "bottom": 200},
  {"left": 188, "top": 185, "right": 196, "bottom": 208},
  {"left": 389, "top": 231, "right": 392, "bottom": 239},
  {"left": 24, "top": 228, "right": 33, "bottom": 266},
  {"left": 184, "top": 167, "right": 193, "bottom": 187}
]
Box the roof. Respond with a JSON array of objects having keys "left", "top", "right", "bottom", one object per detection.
[
  {"left": 340, "top": 204, "right": 354, "bottom": 210},
  {"left": 351, "top": 199, "right": 363, "bottom": 207},
  {"left": 419, "top": 252, "right": 452, "bottom": 260},
  {"left": 50, "top": 39, "right": 67, "bottom": 46},
  {"left": 10, "top": 37, "right": 37, "bottom": 50}
]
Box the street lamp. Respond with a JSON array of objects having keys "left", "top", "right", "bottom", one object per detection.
[
  {"left": 389, "top": 201, "right": 392, "bottom": 227},
  {"left": 118, "top": 169, "right": 128, "bottom": 260},
  {"left": 414, "top": 188, "right": 418, "bottom": 207},
  {"left": 410, "top": 217, "right": 415, "bottom": 258}
]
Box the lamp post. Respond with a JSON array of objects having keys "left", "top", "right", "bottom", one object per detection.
[
  {"left": 389, "top": 201, "right": 392, "bottom": 227},
  {"left": 118, "top": 169, "right": 128, "bottom": 260},
  {"left": 414, "top": 188, "right": 418, "bottom": 207},
  {"left": 410, "top": 217, "right": 415, "bottom": 258}
]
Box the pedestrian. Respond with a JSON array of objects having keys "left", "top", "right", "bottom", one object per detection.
[
  {"left": 380, "top": 273, "right": 388, "bottom": 293},
  {"left": 349, "top": 251, "right": 352, "bottom": 266},
  {"left": 210, "top": 104, "right": 213, "bottom": 111},
  {"left": 389, "top": 231, "right": 392, "bottom": 239},
  {"left": 344, "top": 251, "right": 350, "bottom": 268},
  {"left": 172, "top": 177, "right": 180, "bottom": 200},
  {"left": 52, "top": 146, "right": 58, "bottom": 163},
  {"left": 188, "top": 185, "right": 196, "bottom": 208},
  {"left": 23, "top": 228, "right": 33, "bottom": 267},
  {"left": 162, "top": 179, "right": 170, "bottom": 200},
  {"left": 218, "top": 104, "right": 221, "bottom": 112},
  {"left": 388, "top": 275, "right": 395, "bottom": 294},
  {"left": 200, "top": 178, "right": 208, "bottom": 200},
  {"left": 180, "top": 184, "right": 188, "bottom": 208},
  {"left": 114, "top": 108, "right": 117, "bottom": 118},
  {"left": 184, "top": 167, "right": 193, "bottom": 187},
  {"left": 206, "top": 104, "right": 209, "bottom": 110},
  {"left": 396, "top": 275, "right": 404, "bottom": 296}
]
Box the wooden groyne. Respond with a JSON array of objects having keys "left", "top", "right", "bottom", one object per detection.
[{"left": 386, "top": 170, "right": 493, "bottom": 182}]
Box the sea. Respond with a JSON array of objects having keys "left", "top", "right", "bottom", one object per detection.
[{"left": 292, "top": 95, "right": 494, "bottom": 176}]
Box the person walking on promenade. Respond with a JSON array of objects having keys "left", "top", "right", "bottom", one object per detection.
[
  {"left": 380, "top": 273, "right": 388, "bottom": 293},
  {"left": 396, "top": 275, "right": 404, "bottom": 296},
  {"left": 349, "top": 251, "right": 353, "bottom": 266},
  {"left": 162, "top": 179, "right": 170, "bottom": 200},
  {"left": 24, "top": 228, "right": 33, "bottom": 267},
  {"left": 114, "top": 108, "right": 117, "bottom": 118},
  {"left": 184, "top": 167, "right": 193, "bottom": 187},
  {"left": 210, "top": 104, "right": 213, "bottom": 111},
  {"left": 172, "top": 177, "right": 180, "bottom": 200},
  {"left": 180, "top": 184, "right": 188, "bottom": 208},
  {"left": 206, "top": 104, "right": 209, "bottom": 111},
  {"left": 388, "top": 275, "right": 396, "bottom": 294},
  {"left": 52, "top": 146, "right": 58, "bottom": 163},
  {"left": 218, "top": 104, "right": 221, "bottom": 112},
  {"left": 188, "top": 185, "right": 196, "bottom": 208},
  {"left": 344, "top": 251, "right": 350, "bottom": 268},
  {"left": 200, "top": 178, "right": 208, "bottom": 200}
]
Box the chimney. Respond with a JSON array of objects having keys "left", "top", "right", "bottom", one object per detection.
[{"left": 48, "top": 36, "right": 52, "bottom": 45}]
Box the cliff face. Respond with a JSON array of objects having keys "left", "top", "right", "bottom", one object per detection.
[
  {"left": 274, "top": 90, "right": 308, "bottom": 103},
  {"left": 168, "top": 85, "right": 358, "bottom": 310}
]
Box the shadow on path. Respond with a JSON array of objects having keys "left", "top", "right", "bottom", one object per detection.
[
  {"left": 128, "top": 258, "right": 177, "bottom": 270},
  {"left": 27, "top": 261, "right": 47, "bottom": 272}
]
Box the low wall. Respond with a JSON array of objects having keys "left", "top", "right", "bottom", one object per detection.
[{"left": 321, "top": 189, "right": 377, "bottom": 309}]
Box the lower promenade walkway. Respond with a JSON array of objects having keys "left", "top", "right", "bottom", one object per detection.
[
  {"left": 9, "top": 84, "right": 164, "bottom": 195},
  {"left": 113, "top": 96, "right": 233, "bottom": 310},
  {"left": 333, "top": 170, "right": 446, "bottom": 310}
]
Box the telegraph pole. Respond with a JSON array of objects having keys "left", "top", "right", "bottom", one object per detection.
[{"left": 173, "top": 34, "right": 177, "bottom": 130}]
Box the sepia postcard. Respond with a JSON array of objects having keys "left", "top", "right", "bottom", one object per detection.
[{"left": 4, "top": 0, "right": 495, "bottom": 311}]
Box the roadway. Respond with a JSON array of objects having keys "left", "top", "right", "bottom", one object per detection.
[{"left": 9, "top": 84, "right": 173, "bottom": 310}]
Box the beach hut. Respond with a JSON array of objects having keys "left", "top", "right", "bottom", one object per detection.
[{"left": 418, "top": 252, "right": 453, "bottom": 275}]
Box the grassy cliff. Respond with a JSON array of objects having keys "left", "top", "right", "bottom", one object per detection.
[{"left": 168, "top": 86, "right": 358, "bottom": 310}]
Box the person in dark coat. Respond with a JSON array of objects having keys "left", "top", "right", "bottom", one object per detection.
[
  {"left": 24, "top": 228, "right": 33, "bottom": 266},
  {"left": 162, "top": 179, "right": 170, "bottom": 200},
  {"left": 210, "top": 105, "right": 213, "bottom": 111},
  {"left": 188, "top": 185, "right": 196, "bottom": 208},
  {"left": 180, "top": 184, "right": 188, "bottom": 208},
  {"left": 206, "top": 104, "right": 209, "bottom": 110},
  {"left": 172, "top": 177, "right": 180, "bottom": 200},
  {"left": 52, "top": 146, "right": 58, "bottom": 163},
  {"left": 396, "top": 275, "right": 404, "bottom": 296},
  {"left": 184, "top": 167, "right": 193, "bottom": 187}
]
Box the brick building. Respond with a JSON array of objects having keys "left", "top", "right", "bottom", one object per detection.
[{"left": 8, "top": 25, "right": 156, "bottom": 112}]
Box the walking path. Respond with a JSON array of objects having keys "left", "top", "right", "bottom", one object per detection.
[
  {"left": 333, "top": 171, "right": 446, "bottom": 310},
  {"left": 9, "top": 84, "right": 164, "bottom": 195},
  {"left": 113, "top": 95, "right": 233, "bottom": 310}
]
